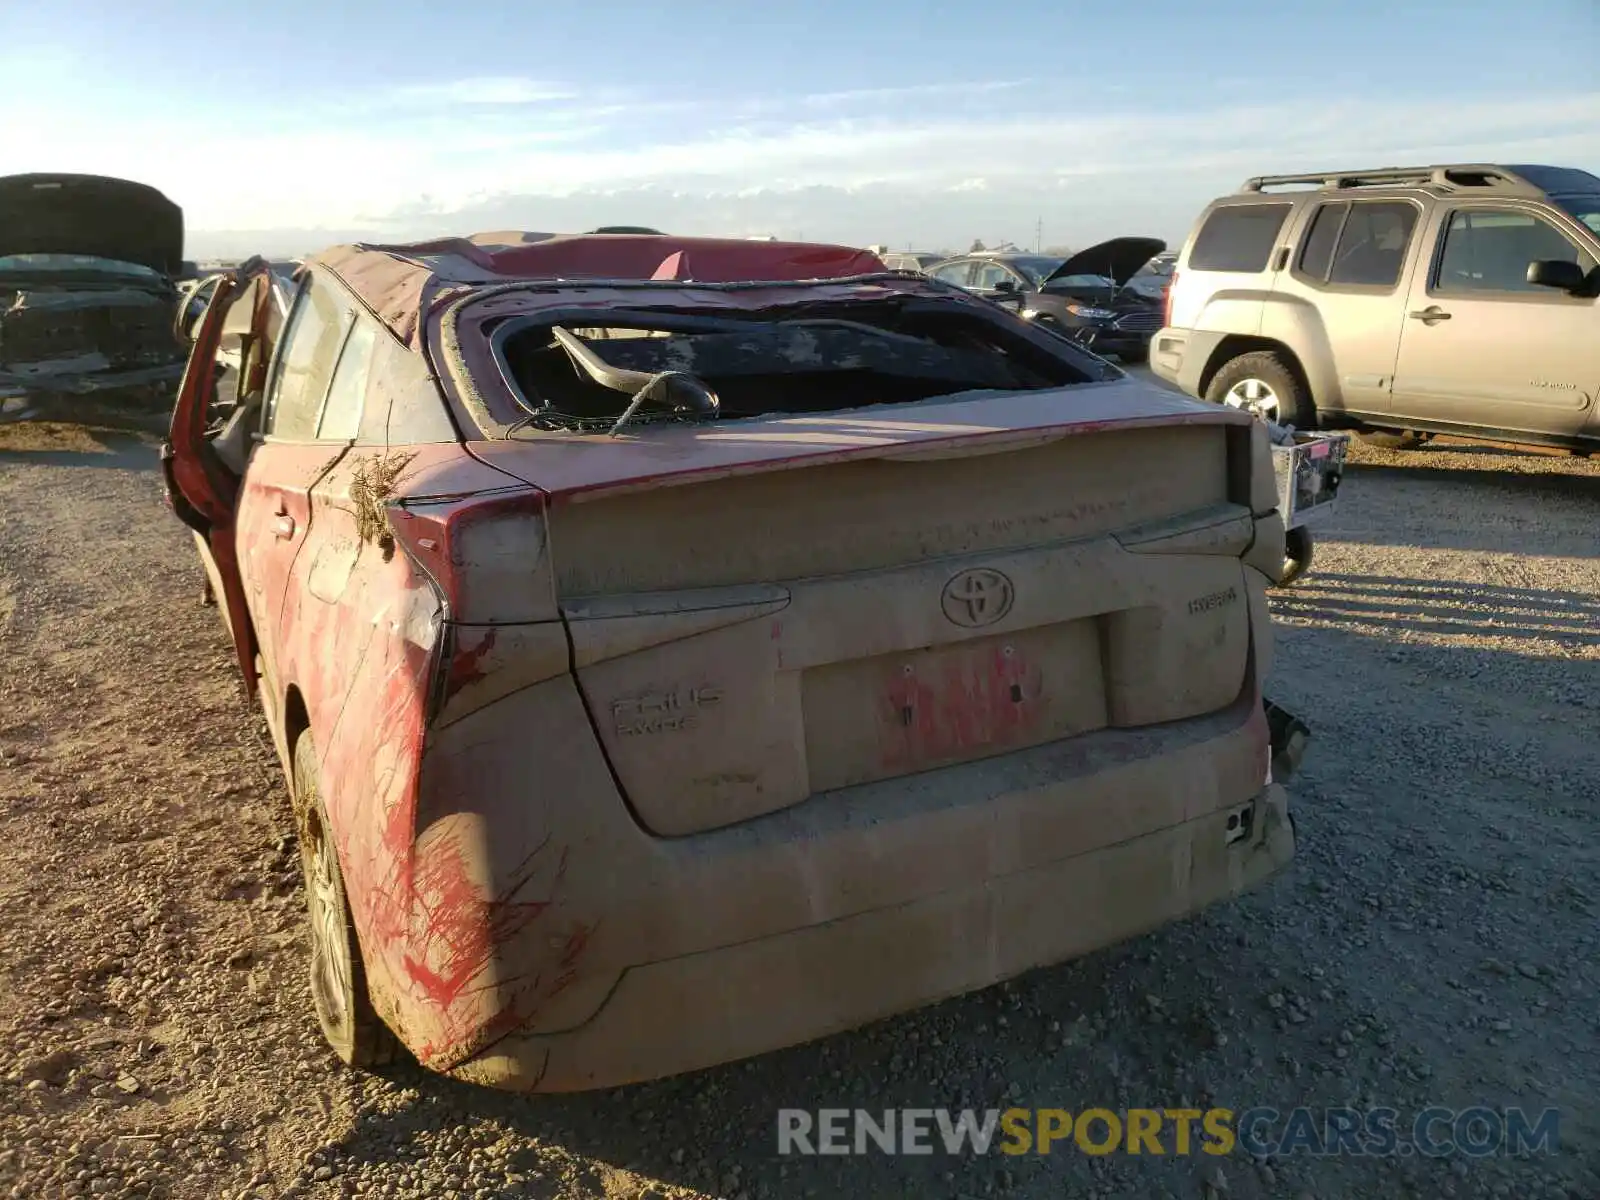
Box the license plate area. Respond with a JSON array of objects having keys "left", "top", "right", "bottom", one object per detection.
[{"left": 800, "top": 618, "right": 1109, "bottom": 792}]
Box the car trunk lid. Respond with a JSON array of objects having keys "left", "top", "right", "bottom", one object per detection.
[{"left": 470, "top": 383, "right": 1268, "bottom": 838}]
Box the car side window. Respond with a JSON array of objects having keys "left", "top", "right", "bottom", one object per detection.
[
  {"left": 1187, "top": 203, "right": 1293, "bottom": 272},
  {"left": 263, "top": 274, "right": 351, "bottom": 440},
  {"left": 316, "top": 314, "right": 378, "bottom": 441},
  {"left": 1434, "top": 209, "right": 1597, "bottom": 294},
  {"left": 1327, "top": 202, "right": 1418, "bottom": 287},
  {"left": 1297, "top": 203, "right": 1346, "bottom": 281},
  {"left": 1297, "top": 201, "right": 1418, "bottom": 288},
  {"left": 971, "top": 262, "right": 1018, "bottom": 290},
  {"left": 355, "top": 333, "right": 459, "bottom": 445},
  {"left": 932, "top": 261, "right": 973, "bottom": 286}
]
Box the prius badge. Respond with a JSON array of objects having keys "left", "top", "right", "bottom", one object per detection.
[{"left": 941, "top": 568, "right": 1015, "bottom": 628}]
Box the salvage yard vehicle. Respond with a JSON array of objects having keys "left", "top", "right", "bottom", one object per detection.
[
  {"left": 1015, "top": 236, "right": 1168, "bottom": 362},
  {"left": 879, "top": 250, "right": 944, "bottom": 273},
  {"left": 162, "top": 232, "right": 1296, "bottom": 1093},
  {"left": 0, "top": 172, "right": 188, "bottom": 426},
  {"left": 1153, "top": 163, "right": 1600, "bottom": 455},
  {"left": 923, "top": 250, "right": 1067, "bottom": 303}
]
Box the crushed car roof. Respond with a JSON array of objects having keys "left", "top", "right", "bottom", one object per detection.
[{"left": 306, "top": 233, "right": 887, "bottom": 348}]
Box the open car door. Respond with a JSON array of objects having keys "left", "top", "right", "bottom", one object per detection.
[{"left": 159, "top": 257, "right": 283, "bottom": 696}]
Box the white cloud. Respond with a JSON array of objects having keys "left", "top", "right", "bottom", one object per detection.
[
  {"left": 796, "top": 79, "right": 1031, "bottom": 108},
  {"left": 4, "top": 73, "right": 1596, "bottom": 257},
  {"left": 385, "top": 76, "right": 580, "bottom": 105}
]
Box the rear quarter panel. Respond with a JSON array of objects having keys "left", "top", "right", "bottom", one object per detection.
[{"left": 276, "top": 443, "right": 566, "bottom": 1061}]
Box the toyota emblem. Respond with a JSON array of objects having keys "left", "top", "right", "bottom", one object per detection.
[{"left": 941, "top": 568, "right": 1015, "bottom": 628}]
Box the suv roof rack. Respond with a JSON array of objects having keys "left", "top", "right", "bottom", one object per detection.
[{"left": 1238, "top": 163, "right": 1550, "bottom": 196}]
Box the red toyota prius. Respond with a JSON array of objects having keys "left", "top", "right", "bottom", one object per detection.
[{"left": 162, "top": 231, "right": 1293, "bottom": 1092}]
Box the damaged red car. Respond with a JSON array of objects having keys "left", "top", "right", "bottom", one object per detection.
[{"left": 163, "top": 232, "right": 1295, "bottom": 1092}]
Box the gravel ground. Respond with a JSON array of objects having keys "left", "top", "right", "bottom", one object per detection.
[{"left": 0, "top": 421, "right": 1596, "bottom": 1200}]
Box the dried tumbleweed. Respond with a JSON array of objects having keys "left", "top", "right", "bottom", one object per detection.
[{"left": 347, "top": 451, "right": 416, "bottom": 556}]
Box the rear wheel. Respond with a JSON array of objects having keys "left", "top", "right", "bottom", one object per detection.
[
  {"left": 1204, "top": 350, "right": 1312, "bottom": 428},
  {"left": 292, "top": 732, "right": 397, "bottom": 1068}
]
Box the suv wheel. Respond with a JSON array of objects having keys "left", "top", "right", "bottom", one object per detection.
[
  {"left": 1206, "top": 351, "right": 1312, "bottom": 427},
  {"left": 292, "top": 731, "right": 398, "bottom": 1068}
]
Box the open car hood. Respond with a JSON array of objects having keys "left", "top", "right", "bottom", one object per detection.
[
  {"left": 0, "top": 173, "right": 183, "bottom": 277},
  {"left": 1041, "top": 236, "right": 1166, "bottom": 288}
]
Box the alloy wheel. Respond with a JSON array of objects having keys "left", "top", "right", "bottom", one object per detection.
[
  {"left": 1222, "top": 377, "right": 1282, "bottom": 422},
  {"left": 302, "top": 807, "right": 352, "bottom": 1036}
]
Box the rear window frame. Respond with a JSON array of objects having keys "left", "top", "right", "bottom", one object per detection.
[
  {"left": 478, "top": 297, "right": 1112, "bottom": 435},
  {"left": 1185, "top": 202, "right": 1294, "bottom": 274}
]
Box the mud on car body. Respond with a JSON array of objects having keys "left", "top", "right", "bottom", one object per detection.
[
  {"left": 164, "top": 231, "right": 1297, "bottom": 1093},
  {"left": 0, "top": 173, "right": 188, "bottom": 426}
]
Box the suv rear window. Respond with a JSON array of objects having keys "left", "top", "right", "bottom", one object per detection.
[{"left": 1187, "top": 204, "right": 1292, "bottom": 272}]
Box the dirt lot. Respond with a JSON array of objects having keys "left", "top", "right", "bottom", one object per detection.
[{"left": 1, "top": 422, "right": 1596, "bottom": 1200}]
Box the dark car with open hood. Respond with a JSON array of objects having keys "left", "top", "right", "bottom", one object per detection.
[
  {"left": 0, "top": 173, "right": 188, "bottom": 426},
  {"left": 1016, "top": 237, "right": 1167, "bottom": 362}
]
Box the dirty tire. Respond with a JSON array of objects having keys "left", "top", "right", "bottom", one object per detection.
[
  {"left": 1358, "top": 429, "right": 1427, "bottom": 451},
  {"left": 292, "top": 732, "right": 398, "bottom": 1068},
  {"left": 1276, "top": 526, "right": 1314, "bottom": 588},
  {"left": 1205, "top": 350, "right": 1313, "bottom": 428}
]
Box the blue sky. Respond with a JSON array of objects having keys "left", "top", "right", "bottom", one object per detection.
[{"left": 2, "top": 0, "right": 1597, "bottom": 257}]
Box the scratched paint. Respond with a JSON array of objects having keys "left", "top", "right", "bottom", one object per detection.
[
  {"left": 444, "top": 627, "right": 498, "bottom": 699},
  {"left": 403, "top": 829, "right": 564, "bottom": 1011},
  {"left": 881, "top": 644, "right": 1045, "bottom": 771},
  {"left": 254, "top": 443, "right": 585, "bottom": 1068}
]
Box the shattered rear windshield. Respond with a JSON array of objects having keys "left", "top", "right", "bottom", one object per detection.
[
  {"left": 0, "top": 253, "right": 161, "bottom": 278},
  {"left": 495, "top": 297, "right": 1100, "bottom": 433}
]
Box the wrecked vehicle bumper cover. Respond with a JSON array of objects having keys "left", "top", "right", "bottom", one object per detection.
[
  {"left": 397, "top": 676, "right": 1291, "bottom": 1094},
  {"left": 0, "top": 361, "right": 184, "bottom": 421}
]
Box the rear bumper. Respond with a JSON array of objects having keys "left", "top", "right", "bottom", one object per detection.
[
  {"left": 408, "top": 675, "right": 1290, "bottom": 1093},
  {"left": 454, "top": 781, "right": 1292, "bottom": 1093},
  {"left": 1149, "top": 327, "right": 1228, "bottom": 398}
]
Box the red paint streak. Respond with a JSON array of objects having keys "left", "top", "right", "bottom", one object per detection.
[
  {"left": 404, "top": 837, "right": 569, "bottom": 1012},
  {"left": 414, "top": 918, "right": 597, "bottom": 1067},
  {"left": 882, "top": 645, "right": 1044, "bottom": 770},
  {"left": 445, "top": 626, "right": 498, "bottom": 698}
]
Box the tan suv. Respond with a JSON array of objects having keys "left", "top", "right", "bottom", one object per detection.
[{"left": 1152, "top": 164, "right": 1600, "bottom": 452}]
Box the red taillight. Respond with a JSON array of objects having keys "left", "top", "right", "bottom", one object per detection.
[
  {"left": 385, "top": 489, "right": 555, "bottom": 625},
  {"left": 1164, "top": 270, "right": 1178, "bottom": 327}
]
